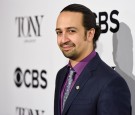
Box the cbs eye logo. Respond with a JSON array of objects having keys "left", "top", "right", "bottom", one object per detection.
[
  {"left": 14, "top": 67, "right": 23, "bottom": 87},
  {"left": 14, "top": 67, "right": 47, "bottom": 89}
]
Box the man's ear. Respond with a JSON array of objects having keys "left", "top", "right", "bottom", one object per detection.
[{"left": 87, "top": 28, "right": 95, "bottom": 42}]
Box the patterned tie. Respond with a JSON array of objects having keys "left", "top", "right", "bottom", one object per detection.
[{"left": 62, "top": 68, "right": 76, "bottom": 110}]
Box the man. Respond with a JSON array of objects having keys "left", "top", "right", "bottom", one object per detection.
[{"left": 54, "top": 3, "right": 131, "bottom": 115}]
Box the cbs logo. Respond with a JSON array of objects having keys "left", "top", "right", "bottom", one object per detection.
[{"left": 14, "top": 67, "right": 47, "bottom": 89}]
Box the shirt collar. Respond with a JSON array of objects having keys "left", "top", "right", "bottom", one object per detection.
[{"left": 67, "top": 50, "right": 96, "bottom": 76}]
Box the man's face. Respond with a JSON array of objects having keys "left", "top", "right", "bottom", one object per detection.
[{"left": 56, "top": 11, "right": 94, "bottom": 61}]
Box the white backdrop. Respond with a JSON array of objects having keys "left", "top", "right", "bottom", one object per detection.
[{"left": 0, "top": 0, "right": 135, "bottom": 115}]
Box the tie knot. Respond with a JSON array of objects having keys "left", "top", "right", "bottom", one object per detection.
[{"left": 69, "top": 68, "right": 76, "bottom": 78}]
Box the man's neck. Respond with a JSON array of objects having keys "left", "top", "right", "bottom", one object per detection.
[{"left": 69, "top": 50, "right": 94, "bottom": 67}]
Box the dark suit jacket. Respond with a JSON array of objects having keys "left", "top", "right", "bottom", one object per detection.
[{"left": 54, "top": 53, "right": 131, "bottom": 115}]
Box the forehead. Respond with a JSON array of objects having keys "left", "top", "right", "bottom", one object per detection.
[{"left": 56, "top": 11, "right": 83, "bottom": 29}]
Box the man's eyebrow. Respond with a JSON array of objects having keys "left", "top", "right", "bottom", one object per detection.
[
  {"left": 55, "top": 28, "right": 61, "bottom": 31},
  {"left": 67, "top": 27, "right": 77, "bottom": 30},
  {"left": 55, "top": 27, "right": 77, "bottom": 31}
]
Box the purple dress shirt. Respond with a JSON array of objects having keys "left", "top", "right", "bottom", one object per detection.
[{"left": 60, "top": 51, "right": 96, "bottom": 113}]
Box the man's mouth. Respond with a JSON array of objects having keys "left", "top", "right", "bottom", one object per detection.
[
  {"left": 60, "top": 42, "right": 75, "bottom": 51},
  {"left": 61, "top": 45, "right": 74, "bottom": 51}
]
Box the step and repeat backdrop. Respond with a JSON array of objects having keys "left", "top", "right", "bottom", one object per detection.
[{"left": 0, "top": 0, "right": 135, "bottom": 115}]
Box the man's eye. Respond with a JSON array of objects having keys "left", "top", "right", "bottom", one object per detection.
[
  {"left": 56, "top": 31, "right": 62, "bottom": 35},
  {"left": 68, "top": 30, "right": 76, "bottom": 33}
]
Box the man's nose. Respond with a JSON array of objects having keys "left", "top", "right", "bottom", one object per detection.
[{"left": 61, "top": 32, "right": 70, "bottom": 43}]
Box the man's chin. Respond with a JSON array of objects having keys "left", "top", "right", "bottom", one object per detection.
[
  {"left": 63, "top": 53, "right": 73, "bottom": 58},
  {"left": 63, "top": 53, "right": 77, "bottom": 60}
]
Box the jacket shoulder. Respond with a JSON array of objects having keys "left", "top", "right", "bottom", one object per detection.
[{"left": 90, "top": 53, "right": 128, "bottom": 88}]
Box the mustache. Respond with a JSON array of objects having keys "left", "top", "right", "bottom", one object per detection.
[{"left": 60, "top": 42, "right": 75, "bottom": 47}]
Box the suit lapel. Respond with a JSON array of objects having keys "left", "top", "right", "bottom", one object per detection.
[
  {"left": 59, "top": 67, "right": 69, "bottom": 93},
  {"left": 56, "top": 66, "right": 69, "bottom": 115},
  {"left": 62, "top": 53, "right": 100, "bottom": 115}
]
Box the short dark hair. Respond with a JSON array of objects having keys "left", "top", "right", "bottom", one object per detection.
[{"left": 61, "top": 4, "right": 101, "bottom": 49}]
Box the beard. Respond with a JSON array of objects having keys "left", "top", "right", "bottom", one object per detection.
[
  {"left": 60, "top": 42, "right": 78, "bottom": 60},
  {"left": 62, "top": 49, "right": 78, "bottom": 60}
]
